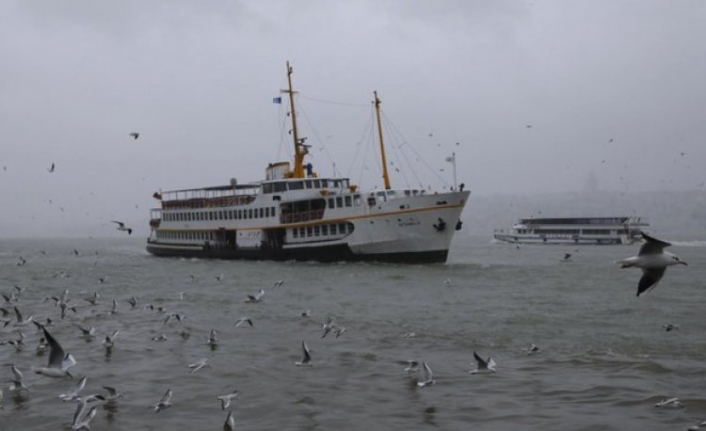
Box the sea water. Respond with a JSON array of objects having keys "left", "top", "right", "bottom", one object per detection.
[{"left": 0, "top": 235, "right": 704, "bottom": 430}]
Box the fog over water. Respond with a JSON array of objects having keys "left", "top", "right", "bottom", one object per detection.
[{"left": 1, "top": 1, "right": 704, "bottom": 238}]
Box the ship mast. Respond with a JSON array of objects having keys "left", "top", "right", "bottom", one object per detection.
[
  {"left": 284, "top": 61, "right": 307, "bottom": 178},
  {"left": 373, "top": 91, "right": 391, "bottom": 190}
]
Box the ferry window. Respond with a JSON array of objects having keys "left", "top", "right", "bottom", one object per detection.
[
  {"left": 299, "top": 227, "right": 305, "bottom": 237},
  {"left": 354, "top": 195, "right": 361, "bottom": 206},
  {"left": 313, "top": 179, "right": 320, "bottom": 188},
  {"left": 289, "top": 181, "right": 304, "bottom": 190},
  {"left": 271, "top": 207, "right": 276, "bottom": 217},
  {"left": 292, "top": 228, "right": 298, "bottom": 238},
  {"left": 339, "top": 223, "right": 346, "bottom": 233},
  {"left": 263, "top": 183, "right": 274, "bottom": 194},
  {"left": 306, "top": 226, "right": 313, "bottom": 237},
  {"left": 336, "top": 197, "right": 343, "bottom": 208},
  {"left": 328, "top": 198, "right": 334, "bottom": 209},
  {"left": 322, "top": 225, "right": 328, "bottom": 235},
  {"left": 331, "top": 224, "right": 337, "bottom": 235},
  {"left": 313, "top": 226, "right": 320, "bottom": 236},
  {"left": 264, "top": 207, "right": 269, "bottom": 218},
  {"left": 274, "top": 182, "right": 287, "bottom": 192},
  {"left": 305, "top": 180, "right": 313, "bottom": 189},
  {"left": 248, "top": 209, "right": 253, "bottom": 219},
  {"left": 259, "top": 208, "right": 264, "bottom": 218},
  {"left": 320, "top": 179, "right": 328, "bottom": 188},
  {"left": 345, "top": 196, "right": 352, "bottom": 207}
]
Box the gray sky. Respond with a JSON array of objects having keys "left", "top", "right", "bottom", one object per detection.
[{"left": 1, "top": 0, "right": 705, "bottom": 238}]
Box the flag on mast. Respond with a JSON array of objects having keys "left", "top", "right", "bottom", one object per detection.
[{"left": 273, "top": 97, "right": 282, "bottom": 104}]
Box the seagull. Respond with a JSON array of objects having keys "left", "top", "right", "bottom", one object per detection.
[
  {"left": 272, "top": 279, "right": 284, "bottom": 288},
  {"left": 36, "top": 337, "right": 49, "bottom": 355},
  {"left": 416, "top": 361, "right": 435, "bottom": 387},
  {"left": 663, "top": 323, "right": 680, "bottom": 332},
  {"left": 526, "top": 343, "right": 541, "bottom": 355},
  {"left": 152, "top": 333, "right": 168, "bottom": 342},
  {"left": 470, "top": 351, "right": 497, "bottom": 374},
  {"left": 295, "top": 341, "right": 312, "bottom": 367},
  {"left": 655, "top": 397, "right": 683, "bottom": 408},
  {"left": 72, "top": 395, "right": 105, "bottom": 430},
  {"left": 561, "top": 253, "right": 572, "bottom": 262},
  {"left": 103, "top": 330, "right": 119, "bottom": 351},
  {"left": 206, "top": 329, "right": 218, "bottom": 347},
  {"left": 618, "top": 232, "right": 687, "bottom": 296},
  {"left": 217, "top": 390, "right": 239, "bottom": 410},
  {"left": 2, "top": 332, "right": 26, "bottom": 350},
  {"left": 443, "top": 278, "right": 452, "bottom": 286},
  {"left": 32, "top": 327, "right": 77, "bottom": 378},
  {"left": 223, "top": 411, "right": 236, "bottom": 431},
  {"left": 234, "top": 317, "right": 253, "bottom": 328},
  {"left": 12, "top": 305, "right": 33, "bottom": 327},
  {"left": 76, "top": 324, "right": 96, "bottom": 341},
  {"left": 110, "top": 298, "right": 118, "bottom": 314},
  {"left": 9, "top": 365, "right": 28, "bottom": 392},
  {"left": 153, "top": 389, "right": 173, "bottom": 412},
  {"left": 84, "top": 292, "right": 99, "bottom": 306},
  {"left": 245, "top": 289, "right": 265, "bottom": 303},
  {"left": 59, "top": 376, "right": 87, "bottom": 401},
  {"left": 127, "top": 296, "right": 138, "bottom": 309},
  {"left": 129, "top": 132, "right": 140, "bottom": 140},
  {"left": 164, "top": 313, "right": 185, "bottom": 325},
  {"left": 321, "top": 317, "right": 335, "bottom": 338},
  {"left": 188, "top": 358, "right": 210, "bottom": 374},
  {"left": 102, "top": 385, "right": 123, "bottom": 403},
  {"left": 398, "top": 360, "right": 419, "bottom": 373},
  {"left": 48, "top": 162, "right": 55, "bottom": 173},
  {"left": 111, "top": 220, "right": 133, "bottom": 235},
  {"left": 215, "top": 273, "right": 224, "bottom": 282}
]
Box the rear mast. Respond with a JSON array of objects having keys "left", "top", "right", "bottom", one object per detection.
[{"left": 373, "top": 91, "right": 391, "bottom": 190}]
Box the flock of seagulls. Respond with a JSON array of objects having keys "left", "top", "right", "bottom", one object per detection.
[{"left": 0, "top": 229, "right": 694, "bottom": 428}]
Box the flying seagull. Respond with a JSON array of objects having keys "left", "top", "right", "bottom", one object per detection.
[
  {"left": 618, "top": 232, "right": 687, "bottom": 296},
  {"left": 129, "top": 132, "right": 139, "bottom": 140},
  {"left": 153, "top": 389, "right": 173, "bottom": 413},
  {"left": 48, "top": 163, "right": 55, "bottom": 173},
  {"left": 217, "top": 390, "right": 239, "bottom": 410},
  {"left": 223, "top": 411, "right": 236, "bottom": 431},
  {"left": 295, "top": 341, "right": 312, "bottom": 367},
  {"left": 245, "top": 289, "right": 265, "bottom": 303},
  {"left": 59, "top": 376, "right": 87, "bottom": 401},
  {"left": 470, "top": 351, "right": 497, "bottom": 374},
  {"left": 32, "top": 327, "right": 77, "bottom": 378},
  {"left": 111, "top": 220, "right": 132, "bottom": 235},
  {"left": 416, "top": 361, "right": 435, "bottom": 387}
]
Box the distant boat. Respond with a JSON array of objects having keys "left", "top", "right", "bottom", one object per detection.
[
  {"left": 146, "top": 62, "right": 470, "bottom": 263},
  {"left": 493, "top": 217, "right": 648, "bottom": 245}
]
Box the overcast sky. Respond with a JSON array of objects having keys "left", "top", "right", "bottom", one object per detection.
[{"left": 1, "top": 0, "right": 704, "bottom": 238}]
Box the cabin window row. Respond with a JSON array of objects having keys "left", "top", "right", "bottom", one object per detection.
[
  {"left": 291, "top": 223, "right": 352, "bottom": 239},
  {"left": 327, "top": 195, "right": 361, "bottom": 209},
  {"left": 163, "top": 207, "right": 277, "bottom": 222},
  {"left": 263, "top": 179, "right": 350, "bottom": 194},
  {"left": 157, "top": 230, "right": 215, "bottom": 241}
]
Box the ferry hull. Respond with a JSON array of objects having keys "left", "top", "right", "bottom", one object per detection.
[{"left": 146, "top": 241, "right": 448, "bottom": 263}]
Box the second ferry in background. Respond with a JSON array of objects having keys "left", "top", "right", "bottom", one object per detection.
[
  {"left": 493, "top": 216, "right": 648, "bottom": 245},
  {"left": 146, "top": 62, "right": 470, "bottom": 263}
]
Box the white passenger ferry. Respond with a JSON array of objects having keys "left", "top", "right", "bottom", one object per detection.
[
  {"left": 146, "top": 63, "right": 470, "bottom": 263},
  {"left": 493, "top": 217, "right": 648, "bottom": 245}
]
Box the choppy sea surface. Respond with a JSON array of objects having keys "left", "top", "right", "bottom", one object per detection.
[{"left": 0, "top": 235, "right": 705, "bottom": 431}]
